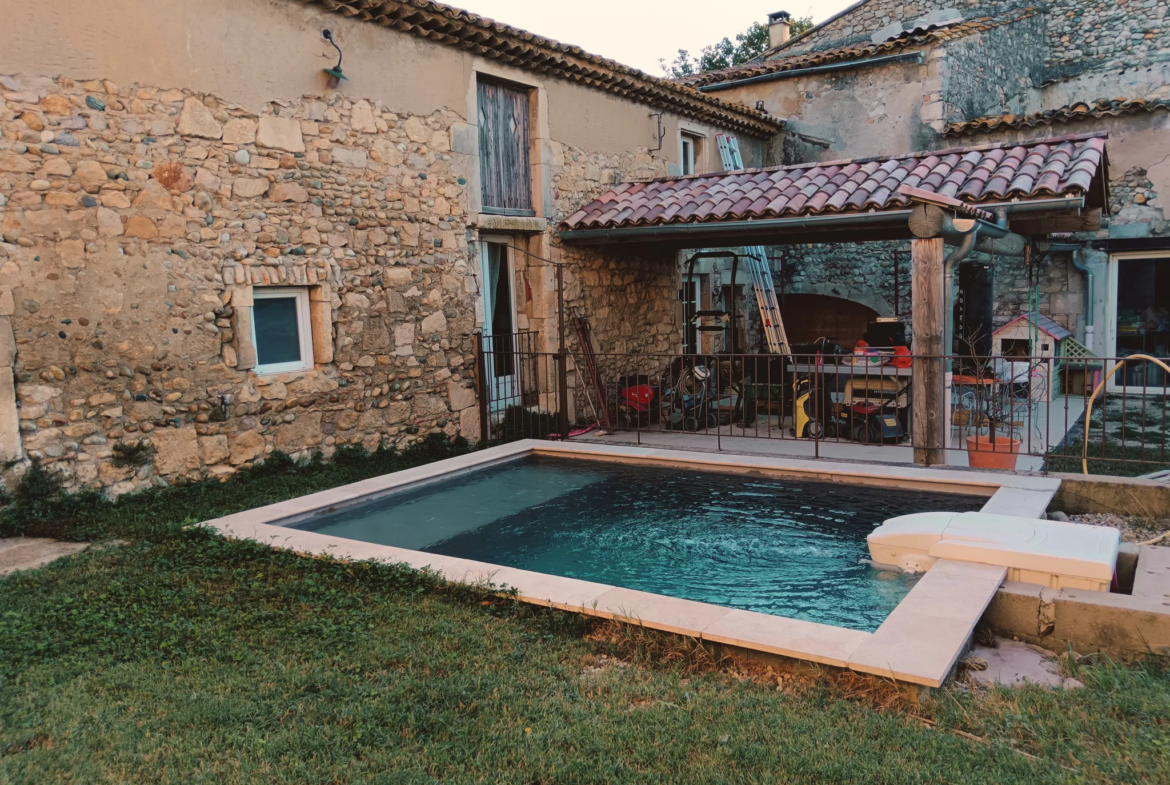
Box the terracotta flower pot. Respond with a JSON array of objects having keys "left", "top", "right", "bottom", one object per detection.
[{"left": 966, "top": 435, "right": 1021, "bottom": 470}]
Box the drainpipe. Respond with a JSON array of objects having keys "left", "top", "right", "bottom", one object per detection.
[
  {"left": 941, "top": 208, "right": 1011, "bottom": 365},
  {"left": 943, "top": 231, "right": 979, "bottom": 364},
  {"left": 1039, "top": 241, "right": 1095, "bottom": 353},
  {"left": 1071, "top": 248, "right": 1095, "bottom": 352}
]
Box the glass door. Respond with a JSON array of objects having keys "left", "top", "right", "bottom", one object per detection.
[
  {"left": 1108, "top": 253, "right": 1170, "bottom": 392},
  {"left": 480, "top": 240, "right": 518, "bottom": 410}
]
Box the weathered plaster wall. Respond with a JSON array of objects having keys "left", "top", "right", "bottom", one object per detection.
[
  {"left": 3, "top": 0, "right": 471, "bottom": 120},
  {"left": 714, "top": 59, "right": 936, "bottom": 160}
]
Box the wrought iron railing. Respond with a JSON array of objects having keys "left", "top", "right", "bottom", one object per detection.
[{"left": 472, "top": 338, "right": 1170, "bottom": 475}]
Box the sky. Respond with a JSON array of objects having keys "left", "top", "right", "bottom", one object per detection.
[{"left": 449, "top": 1, "right": 857, "bottom": 75}]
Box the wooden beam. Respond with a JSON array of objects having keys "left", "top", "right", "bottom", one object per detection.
[{"left": 911, "top": 238, "right": 946, "bottom": 466}]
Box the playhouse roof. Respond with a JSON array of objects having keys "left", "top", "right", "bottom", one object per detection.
[{"left": 994, "top": 313, "right": 1072, "bottom": 341}]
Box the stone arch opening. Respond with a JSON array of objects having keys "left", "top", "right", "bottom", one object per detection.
[{"left": 779, "top": 284, "right": 894, "bottom": 349}]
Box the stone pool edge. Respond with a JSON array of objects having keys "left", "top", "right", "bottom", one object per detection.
[{"left": 204, "top": 440, "right": 1061, "bottom": 689}]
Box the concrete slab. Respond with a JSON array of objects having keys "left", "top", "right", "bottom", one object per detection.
[
  {"left": 0, "top": 538, "right": 89, "bottom": 575},
  {"left": 701, "top": 609, "right": 870, "bottom": 668},
  {"left": 590, "top": 587, "right": 733, "bottom": 636},
  {"left": 967, "top": 639, "right": 1064, "bottom": 688},
  {"left": 981, "top": 486, "right": 1058, "bottom": 519},
  {"left": 1133, "top": 545, "right": 1170, "bottom": 602},
  {"left": 847, "top": 560, "right": 1006, "bottom": 687}
]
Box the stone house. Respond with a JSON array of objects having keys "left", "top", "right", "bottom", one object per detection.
[
  {"left": 674, "top": 0, "right": 1168, "bottom": 357},
  {"left": 0, "top": 0, "right": 1167, "bottom": 491},
  {"left": 0, "top": 0, "right": 778, "bottom": 492}
]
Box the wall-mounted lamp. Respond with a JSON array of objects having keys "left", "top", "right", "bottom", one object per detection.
[{"left": 321, "top": 29, "right": 348, "bottom": 88}]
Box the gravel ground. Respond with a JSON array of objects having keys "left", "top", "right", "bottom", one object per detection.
[{"left": 1056, "top": 511, "right": 1170, "bottom": 543}]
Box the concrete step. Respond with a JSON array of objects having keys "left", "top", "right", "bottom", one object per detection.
[
  {"left": 1133, "top": 545, "right": 1170, "bottom": 603},
  {"left": 0, "top": 538, "right": 89, "bottom": 575}
]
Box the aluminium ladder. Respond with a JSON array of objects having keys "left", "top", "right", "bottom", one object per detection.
[{"left": 715, "top": 133, "right": 792, "bottom": 356}]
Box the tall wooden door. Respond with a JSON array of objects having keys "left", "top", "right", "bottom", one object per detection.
[{"left": 478, "top": 79, "right": 532, "bottom": 215}]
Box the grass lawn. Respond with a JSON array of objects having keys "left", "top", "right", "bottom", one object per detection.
[
  {"left": 1048, "top": 394, "right": 1170, "bottom": 477},
  {"left": 2, "top": 439, "right": 1169, "bottom": 783}
]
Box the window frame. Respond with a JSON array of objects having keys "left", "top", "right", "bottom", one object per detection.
[
  {"left": 680, "top": 135, "right": 696, "bottom": 176},
  {"left": 251, "top": 287, "right": 314, "bottom": 375},
  {"left": 1106, "top": 250, "right": 1170, "bottom": 393}
]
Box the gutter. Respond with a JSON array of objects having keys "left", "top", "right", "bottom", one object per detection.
[
  {"left": 559, "top": 210, "right": 912, "bottom": 244},
  {"left": 558, "top": 196, "right": 1087, "bottom": 245},
  {"left": 697, "top": 52, "right": 925, "bottom": 93}
]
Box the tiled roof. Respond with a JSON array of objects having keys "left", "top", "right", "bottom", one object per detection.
[
  {"left": 945, "top": 98, "right": 1170, "bottom": 136},
  {"left": 675, "top": 7, "right": 1040, "bottom": 90},
  {"left": 561, "top": 134, "right": 1106, "bottom": 231},
  {"left": 294, "top": 0, "right": 781, "bottom": 137}
]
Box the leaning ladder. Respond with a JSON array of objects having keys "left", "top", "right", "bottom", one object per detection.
[{"left": 716, "top": 133, "right": 792, "bottom": 355}]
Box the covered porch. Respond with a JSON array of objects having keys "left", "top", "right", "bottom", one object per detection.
[{"left": 483, "top": 134, "right": 1113, "bottom": 471}]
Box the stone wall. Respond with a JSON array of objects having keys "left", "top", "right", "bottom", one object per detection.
[
  {"left": 0, "top": 74, "right": 481, "bottom": 493},
  {"left": 1044, "top": 0, "right": 1170, "bottom": 76},
  {"left": 776, "top": 241, "right": 909, "bottom": 325},
  {"left": 780, "top": 0, "right": 1019, "bottom": 55},
  {"left": 940, "top": 14, "right": 1045, "bottom": 122},
  {"left": 0, "top": 69, "right": 725, "bottom": 486}
]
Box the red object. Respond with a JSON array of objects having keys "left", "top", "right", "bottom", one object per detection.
[
  {"left": 621, "top": 384, "right": 655, "bottom": 412},
  {"left": 892, "top": 345, "right": 912, "bottom": 368}
]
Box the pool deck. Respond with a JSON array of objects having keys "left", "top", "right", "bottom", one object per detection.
[{"left": 206, "top": 440, "right": 1059, "bottom": 690}]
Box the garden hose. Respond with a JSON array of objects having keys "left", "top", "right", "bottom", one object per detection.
[{"left": 1082, "top": 354, "right": 1170, "bottom": 474}]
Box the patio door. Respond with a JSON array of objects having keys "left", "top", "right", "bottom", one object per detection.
[
  {"left": 480, "top": 239, "right": 518, "bottom": 409},
  {"left": 1106, "top": 251, "right": 1170, "bottom": 392}
]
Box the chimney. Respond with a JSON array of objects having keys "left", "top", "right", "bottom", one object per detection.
[{"left": 768, "top": 11, "right": 792, "bottom": 49}]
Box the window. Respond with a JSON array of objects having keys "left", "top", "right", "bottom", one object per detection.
[
  {"left": 680, "top": 133, "right": 703, "bottom": 176},
  {"left": 478, "top": 78, "right": 533, "bottom": 215},
  {"left": 251, "top": 287, "right": 314, "bottom": 374}
]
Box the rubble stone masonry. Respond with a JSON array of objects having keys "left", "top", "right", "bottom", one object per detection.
[{"left": 0, "top": 73, "right": 681, "bottom": 493}]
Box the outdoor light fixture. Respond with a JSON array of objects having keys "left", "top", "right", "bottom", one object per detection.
[{"left": 322, "top": 29, "right": 348, "bottom": 88}]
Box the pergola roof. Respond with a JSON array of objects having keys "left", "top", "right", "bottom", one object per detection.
[{"left": 559, "top": 134, "right": 1108, "bottom": 246}]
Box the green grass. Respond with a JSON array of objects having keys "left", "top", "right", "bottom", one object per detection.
[
  {"left": 2, "top": 438, "right": 1169, "bottom": 783},
  {"left": 1048, "top": 395, "right": 1170, "bottom": 477},
  {"left": 0, "top": 436, "right": 474, "bottom": 542}
]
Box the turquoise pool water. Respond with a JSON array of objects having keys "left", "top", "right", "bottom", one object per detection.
[{"left": 296, "top": 456, "right": 984, "bottom": 631}]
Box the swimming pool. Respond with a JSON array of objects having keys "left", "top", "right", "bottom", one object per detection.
[{"left": 295, "top": 456, "right": 984, "bottom": 631}]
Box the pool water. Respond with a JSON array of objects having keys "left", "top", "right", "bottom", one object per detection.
[{"left": 296, "top": 457, "right": 984, "bottom": 631}]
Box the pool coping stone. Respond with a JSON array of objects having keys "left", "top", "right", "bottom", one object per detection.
[{"left": 206, "top": 440, "right": 1058, "bottom": 689}]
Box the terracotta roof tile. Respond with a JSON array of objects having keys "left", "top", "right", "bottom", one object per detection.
[
  {"left": 674, "top": 7, "right": 1040, "bottom": 90},
  {"left": 294, "top": 0, "right": 781, "bottom": 137},
  {"left": 945, "top": 98, "right": 1170, "bottom": 136},
  {"left": 560, "top": 134, "right": 1107, "bottom": 232}
]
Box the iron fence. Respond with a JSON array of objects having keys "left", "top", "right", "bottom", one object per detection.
[{"left": 472, "top": 335, "right": 1170, "bottom": 475}]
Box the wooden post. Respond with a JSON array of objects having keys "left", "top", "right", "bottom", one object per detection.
[{"left": 911, "top": 238, "right": 946, "bottom": 466}]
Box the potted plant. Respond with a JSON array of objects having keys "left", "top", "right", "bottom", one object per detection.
[{"left": 964, "top": 354, "right": 1022, "bottom": 470}]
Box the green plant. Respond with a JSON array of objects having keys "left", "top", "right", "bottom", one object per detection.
[
  {"left": 660, "top": 16, "right": 815, "bottom": 77},
  {"left": 0, "top": 434, "right": 478, "bottom": 541},
  {"left": 111, "top": 440, "right": 154, "bottom": 469}
]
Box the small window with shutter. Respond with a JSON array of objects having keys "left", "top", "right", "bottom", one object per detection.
[{"left": 477, "top": 78, "right": 533, "bottom": 216}]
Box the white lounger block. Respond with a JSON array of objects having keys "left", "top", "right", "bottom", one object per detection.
[{"left": 868, "top": 512, "right": 1121, "bottom": 592}]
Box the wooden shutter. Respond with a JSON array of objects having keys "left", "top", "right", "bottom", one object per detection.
[{"left": 478, "top": 79, "right": 532, "bottom": 215}]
